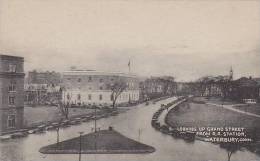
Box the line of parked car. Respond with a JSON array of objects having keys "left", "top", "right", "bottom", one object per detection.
[
  {"left": 0, "top": 110, "right": 119, "bottom": 141},
  {"left": 151, "top": 97, "right": 196, "bottom": 142}
]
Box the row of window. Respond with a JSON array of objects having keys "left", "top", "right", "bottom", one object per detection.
[
  {"left": 68, "top": 77, "right": 115, "bottom": 83},
  {"left": 67, "top": 86, "right": 106, "bottom": 90},
  {"left": 75, "top": 94, "right": 103, "bottom": 101},
  {"left": 68, "top": 93, "right": 138, "bottom": 102}
]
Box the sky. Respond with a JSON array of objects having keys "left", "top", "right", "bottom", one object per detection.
[{"left": 0, "top": 0, "right": 259, "bottom": 81}]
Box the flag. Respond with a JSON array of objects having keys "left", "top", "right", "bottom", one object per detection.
[
  {"left": 128, "top": 60, "right": 130, "bottom": 67},
  {"left": 128, "top": 60, "right": 131, "bottom": 72}
]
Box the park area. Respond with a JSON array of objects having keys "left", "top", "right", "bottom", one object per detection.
[{"left": 165, "top": 97, "right": 260, "bottom": 141}]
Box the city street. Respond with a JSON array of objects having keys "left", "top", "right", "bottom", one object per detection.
[{"left": 1, "top": 97, "right": 260, "bottom": 161}]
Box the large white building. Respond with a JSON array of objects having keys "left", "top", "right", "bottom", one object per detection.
[{"left": 62, "top": 70, "right": 140, "bottom": 106}]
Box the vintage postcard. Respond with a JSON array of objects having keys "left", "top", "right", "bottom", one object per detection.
[{"left": 0, "top": 0, "right": 260, "bottom": 161}]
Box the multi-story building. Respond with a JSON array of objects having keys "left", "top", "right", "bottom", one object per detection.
[
  {"left": 27, "top": 70, "right": 61, "bottom": 85},
  {"left": 198, "top": 68, "right": 233, "bottom": 97},
  {"left": 139, "top": 76, "right": 176, "bottom": 100},
  {"left": 24, "top": 84, "right": 62, "bottom": 106},
  {"left": 230, "top": 77, "right": 259, "bottom": 102},
  {"left": 25, "top": 70, "right": 62, "bottom": 106},
  {"left": 62, "top": 70, "right": 140, "bottom": 106},
  {"left": 0, "top": 55, "right": 25, "bottom": 135}
]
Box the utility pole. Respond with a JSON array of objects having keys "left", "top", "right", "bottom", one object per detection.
[
  {"left": 138, "top": 128, "right": 142, "bottom": 141},
  {"left": 94, "top": 106, "right": 97, "bottom": 152},
  {"left": 94, "top": 106, "right": 97, "bottom": 133},
  {"left": 56, "top": 127, "right": 60, "bottom": 149},
  {"left": 78, "top": 131, "right": 84, "bottom": 161}
]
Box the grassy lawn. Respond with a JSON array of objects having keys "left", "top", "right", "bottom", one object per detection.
[
  {"left": 24, "top": 106, "right": 95, "bottom": 127},
  {"left": 166, "top": 98, "right": 260, "bottom": 142},
  {"left": 166, "top": 97, "right": 260, "bottom": 156},
  {"left": 192, "top": 97, "right": 240, "bottom": 105},
  {"left": 166, "top": 101, "right": 260, "bottom": 128}
]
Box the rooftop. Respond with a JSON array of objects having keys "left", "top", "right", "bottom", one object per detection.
[
  {"left": 63, "top": 70, "right": 137, "bottom": 78},
  {"left": 39, "top": 128, "right": 155, "bottom": 154},
  {"left": 0, "top": 54, "right": 24, "bottom": 61}
]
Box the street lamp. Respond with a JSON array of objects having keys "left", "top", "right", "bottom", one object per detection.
[
  {"left": 78, "top": 131, "right": 84, "bottom": 161},
  {"left": 56, "top": 119, "right": 63, "bottom": 150}
]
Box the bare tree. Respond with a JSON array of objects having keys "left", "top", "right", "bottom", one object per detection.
[
  {"left": 58, "top": 102, "right": 70, "bottom": 119},
  {"left": 220, "top": 143, "right": 241, "bottom": 161},
  {"left": 196, "top": 76, "right": 210, "bottom": 96},
  {"left": 108, "top": 80, "right": 127, "bottom": 108},
  {"left": 58, "top": 88, "right": 71, "bottom": 119},
  {"left": 218, "top": 78, "right": 232, "bottom": 100},
  {"left": 161, "top": 76, "right": 176, "bottom": 96}
]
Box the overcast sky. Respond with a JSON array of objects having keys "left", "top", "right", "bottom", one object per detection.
[{"left": 0, "top": 0, "right": 259, "bottom": 81}]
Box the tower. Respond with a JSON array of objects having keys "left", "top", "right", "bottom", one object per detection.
[
  {"left": 0, "top": 55, "right": 25, "bottom": 134},
  {"left": 229, "top": 66, "right": 233, "bottom": 80}
]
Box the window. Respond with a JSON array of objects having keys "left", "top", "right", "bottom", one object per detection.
[
  {"left": 99, "top": 94, "right": 103, "bottom": 100},
  {"left": 8, "top": 96, "right": 15, "bottom": 105},
  {"left": 67, "top": 94, "right": 70, "bottom": 100},
  {"left": 7, "top": 115, "right": 15, "bottom": 128},
  {"left": 88, "top": 77, "right": 92, "bottom": 82},
  {"left": 99, "top": 78, "right": 103, "bottom": 83},
  {"left": 9, "top": 81, "right": 16, "bottom": 91},
  {"left": 78, "top": 78, "right": 81, "bottom": 82},
  {"left": 88, "top": 94, "right": 91, "bottom": 100},
  {"left": 99, "top": 86, "right": 103, "bottom": 90},
  {"left": 77, "top": 94, "right": 81, "bottom": 100},
  {"left": 8, "top": 64, "right": 16, "bottom": 72}
]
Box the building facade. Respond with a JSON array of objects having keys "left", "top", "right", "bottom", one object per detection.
[
  {"left": 24, "top": 84, "right": 62, "bottom": 106},
  {"left": 27, "top": 70, "right": 61, "bottom": 85},
  {"left": 139, "top": 76, "right": 176, "bottom": 100},
  {"left": 62, "top": 70, "right": 140, "bottom": 106},
  {"left": 0, "top": 55, "right": 25, "bottom": 134},
  {"left": 230, "top": 77, "right": 259, "bottom": 102},
  {"left": 197, "top": 68, "right": 233, "bottom": 97}
]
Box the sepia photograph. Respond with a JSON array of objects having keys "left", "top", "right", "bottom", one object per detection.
[{"left": 0, "top": 0, "right": 260, "bottom": 161}]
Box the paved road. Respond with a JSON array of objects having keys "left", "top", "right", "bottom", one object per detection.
[{"left": 157, "top": 97, "right": 186, "bottom": 126}]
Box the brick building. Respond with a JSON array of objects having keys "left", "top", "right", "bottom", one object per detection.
[
  {"left": 62, "top": 70, "right": 140, "bottom": 106},
  {"left": 0, "top": 55, "right": 25, "bottom": 135},
  {"left": 24, "top": 84, "right": 62, "bottom": 106},
  {"left": 27, "top": 70, "right": 61, "bottom": 85},
  {"left": 139, "top": 76, "right": 176, "bottom": 100}
]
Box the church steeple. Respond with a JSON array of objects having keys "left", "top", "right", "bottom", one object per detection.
[{"left": 229, "top": 66, "right": 233, "bottom": 80}]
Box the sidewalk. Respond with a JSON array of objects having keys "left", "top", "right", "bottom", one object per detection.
[{"left": 206, "top": 103, "right": 260, "bottom": 119}]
